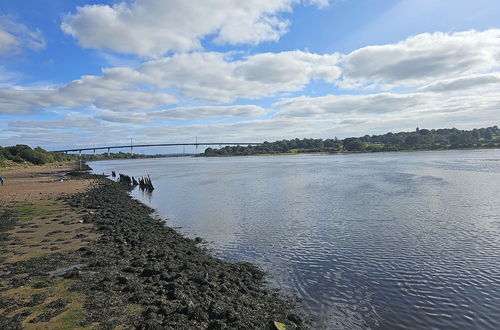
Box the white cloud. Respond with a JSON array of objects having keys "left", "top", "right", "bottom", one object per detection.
[
  {"left": 0, "top": 70, "right": 179, "bottom": 114},
  {"left": 98, "top": 105, "right": 268, "bottom": 123},
  {"left": 304, "top": 0, "right": 330, "bottom": 8},
  {"left": 275, "top": 91, "right": 500, "bottom": 120},
  {"left": 276, "top": 93, "right": 430, "bottom": 117},
  {"left": 0, "top": 16, "right": 46, "bottom": 55},
  {"left": 0, "top": 89, "right": 53, "bottom": 114},
  {"left": 0, "top": 50, "right": 339, "bottom": 114},
  {"left": 62, "top": 0, "right": 329, "bottom": 58},
  {"left": 139, "top": 51, "right": 341, "bottom": 103},
  {"left": 235, "top": 51, "right": 340, "bottom": 83},
  {"left": 56, "top": 74, "right": 179, "bottom": 111},
  {"left": 150, "top": 105, "right": 268, "bottom": 120},
  {"left": 8, "top": 118, "right": 104, "bottom": 131},
  {"left": 0, "top": 28, "right": 17, "bottom": 54},
  {"left": 339, "top": 29, "right": 500, "bottom": 89},
  {"left": 418, "top": 73, "right": 500, "bottom": 93},
  {"left": 0, "top": 66, "right": 22, "bottom": 88},
  {"left": 96, "top": 112, "right": 150, "bottom": 124}
]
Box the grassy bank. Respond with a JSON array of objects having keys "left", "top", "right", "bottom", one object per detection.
[{"left": 0, "top": 172, "right": 306, "bottom": 329}]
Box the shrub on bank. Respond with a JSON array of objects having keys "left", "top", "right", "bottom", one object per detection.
[{"left": 0, "top": 145, "right": 72, "bottom": 167}]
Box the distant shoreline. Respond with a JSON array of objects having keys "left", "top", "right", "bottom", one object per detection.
[
  {"left": 197, "top": 146, "right": 500, "bottom": 158},
  {"left": 81, "top": 146, "right": 500, "bottom": 163}
]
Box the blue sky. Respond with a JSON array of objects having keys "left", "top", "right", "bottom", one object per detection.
[{"left": 1, "top": 0, "right": 500, "bottom": 152}]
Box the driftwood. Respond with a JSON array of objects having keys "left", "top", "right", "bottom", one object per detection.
[
  {"left": 138, "top": 175, "right": 154, "bottom": 193},
  {"left": 118, "top": 173, "right": 134, "bottom": 188},
  {"left": 117, "top": 173, "right": 154, "bottom": 193}
]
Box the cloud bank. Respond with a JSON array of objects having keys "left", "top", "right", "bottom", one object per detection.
[
  {"left": 0, "top": 51, "right": 340, "bottom": 114},
  {"left": 339, "top": 30, "right": 500, "bottom": 89},
  {"left": 62, "top": 0, "right": 329, "bottom": 58}
]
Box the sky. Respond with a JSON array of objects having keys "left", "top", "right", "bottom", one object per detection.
[{"left": 1, "top": 0, "right": 500, "bottom": 153}]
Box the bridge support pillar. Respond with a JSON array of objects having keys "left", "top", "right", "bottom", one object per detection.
[{"left": 107, "top": 148, "right": 110, "bottom": 156}]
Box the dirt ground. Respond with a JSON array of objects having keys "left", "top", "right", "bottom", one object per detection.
[
  {"left": 0, "top": 164, "right": 94, "bottom": 204},
  {"left": 0, "top": 164, "right": 99, "bottom": 264},
  {"left": 0, "top": 165, "right": 101, "bottom": 328}
]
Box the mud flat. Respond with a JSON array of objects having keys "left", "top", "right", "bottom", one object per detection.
[
  {"left": 0, "top": 164, "right": 93, "bottom": 204},
  {"left": 0, "top": 166, "right": 306, "bottom": 329}
]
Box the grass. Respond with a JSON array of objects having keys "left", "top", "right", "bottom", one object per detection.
[
  {"left": 5, "top": 199, "right": 97, "bottom": 263},
  {"left": 2, "top": 278, "right": 92, "bottom": 329},
  {"left": 12, "top": 200, "right": 65, "bottom": 222},
  {"left": 2, "top": 277, "right": 140, "bottom": 329},
  {"left": 0, "top": 160, "right": 32, "bottom": 169},
  {"left": 1, "top": 198, "right": 100, "bottom": 328},
  {"left": 124, "top": 303, "right": 144, "bottom": 314},
  {"left": 36, "top": 308, "right": 88, "bottom": 330}
]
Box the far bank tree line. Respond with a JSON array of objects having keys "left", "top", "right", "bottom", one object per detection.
[
  {"left": 0, "top": 145, "right": 172, "bottom": 167},
  {"left": 203, "top": 126, "right": 500, "bottom": 156}
]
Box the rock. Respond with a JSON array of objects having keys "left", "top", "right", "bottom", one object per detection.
[
  {"left": 140, "top": 268, "right": 160, "bottom": 277},
  {"left": 288, "top": 313, "right": 302, "bottom": 325},
  {"left": 208, "top": 320, "right": 227, "bottom": 330},
  {"left": 116, "top": 276, "right": 128, "bottom": 285}
]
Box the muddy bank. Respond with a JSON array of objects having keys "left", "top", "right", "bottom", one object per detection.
[
  {"left": 1, "top": 173, "right": 307, "bottom": 329},
  {"left": 0, "top": 163, "right": 94, "bottom": 204},
  {"left": 0, "top": 167, "right": 100, "bottom": 329}
]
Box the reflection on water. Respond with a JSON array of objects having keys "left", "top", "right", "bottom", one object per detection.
[{"left": 90, "top": 150, "right": 500, "bottom": 329}]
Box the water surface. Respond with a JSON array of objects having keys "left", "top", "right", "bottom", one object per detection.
[{"left": 90, "top": 150, "right": 500, "bottom": 329}]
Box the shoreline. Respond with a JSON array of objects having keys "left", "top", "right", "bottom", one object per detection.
[
  {"left": 87, "top": 147, "right": 500, "bottom": 162},
  {"left": 199, "top": 146, "right": 500, "bottom": 158},
  {"left": 0, "top": 166, "right": 306, "bottom": 328}
]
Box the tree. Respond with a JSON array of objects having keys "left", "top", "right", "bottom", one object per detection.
[
  {"left": 404, "top": 134, "right": 421, "bottom": 147},
  {"left": 343, "top": 138, "right": 365, "bottom": 151}
]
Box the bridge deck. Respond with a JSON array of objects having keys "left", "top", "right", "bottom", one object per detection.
[{"left": 52, "top": 142, "right": 263, "bottom": 153}]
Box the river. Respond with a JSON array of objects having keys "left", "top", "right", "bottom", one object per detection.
[{"left": 90, "top": 149, "right": 500, "bottom": 329}]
